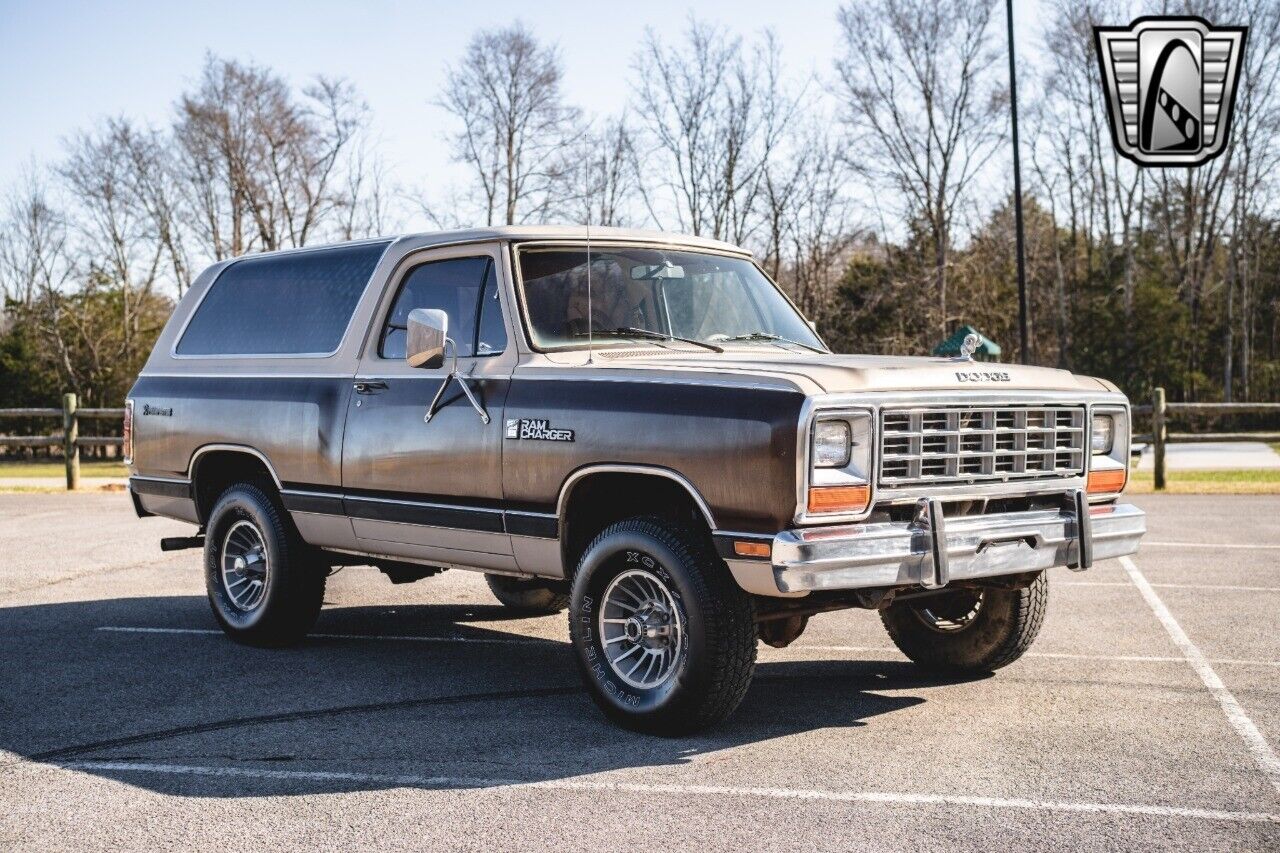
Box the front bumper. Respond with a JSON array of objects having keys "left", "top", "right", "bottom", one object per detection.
[{"left": 771, "top": 502, "right": 1145, "bottom": 593}]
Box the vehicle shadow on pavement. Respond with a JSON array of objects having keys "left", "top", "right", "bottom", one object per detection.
[{"left": 0, "top": 595, "right": 988, "bottom": 798}]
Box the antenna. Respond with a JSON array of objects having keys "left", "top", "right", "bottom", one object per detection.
[{"left": 585, "top": 219, "right": 593, "bottom": 364}]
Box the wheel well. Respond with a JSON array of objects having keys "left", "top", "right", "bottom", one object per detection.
[
  {"left": 560, "top": 472, "right": 711, "bottom": 575},
  {"left": 191, "top": 449, "right": 279, "bottom": 523}
]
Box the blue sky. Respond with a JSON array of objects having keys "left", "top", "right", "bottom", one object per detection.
[{"left": 0, "top": 0, "right": 1047, "bottom": 206}]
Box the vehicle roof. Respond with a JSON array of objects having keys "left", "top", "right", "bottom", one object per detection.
[
  {"left": 237, "top": 226, "right": 752, "bottom": 261},
  {"left": 394, "top": 225, "right": 750, "bottom": 256}
]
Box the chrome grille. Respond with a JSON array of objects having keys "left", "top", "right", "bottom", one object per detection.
[{"left": 879, "top": 406, "right": 1086, "bottom": 487}]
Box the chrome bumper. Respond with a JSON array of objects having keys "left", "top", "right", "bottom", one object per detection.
[{"left": 771, "top": 502, "right": 1145, "bottom": 593}]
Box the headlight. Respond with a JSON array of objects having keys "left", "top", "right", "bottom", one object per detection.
[
  {"left": 1087, "top": 406, "right": 1129, "bottom": 497},
  {"left": 1091, "top": 414, "right": 1114, "bottom": 455},
  {"left": 813, "top": 420, "right": 851, "bottom": 468},
  {"left": 806, "top": 412, "right": 873, "bottom": 518}
]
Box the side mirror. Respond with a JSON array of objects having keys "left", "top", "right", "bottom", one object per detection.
[{"left": 406, "top": 308, "right": 448, "bottom": 369}]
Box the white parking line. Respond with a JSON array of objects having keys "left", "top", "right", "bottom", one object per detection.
[
  {"left": 1060, "top": 581, "right": 1280, "bottom": 592},
  {"left": 96, "top": 627, "right": 1280, "bottom": 668},
  {"left": 782, "top": 645, "right": 1280, "bottom": 667},
  {"left": 1121, "top": 555, "right": 1280, "bottom": 795},
  {"left": 1143, "top": 541, "right": 1280, "bottom": 550},
  {"left": 56, "top": 760, "right": 1280, "bottom": 824}
]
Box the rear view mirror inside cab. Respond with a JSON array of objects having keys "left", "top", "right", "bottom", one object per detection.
[{"left": 631, "top": 262, "right": 685, "bottom": 280}]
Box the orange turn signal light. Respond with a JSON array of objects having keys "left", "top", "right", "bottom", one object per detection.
[
  {"left": 1087, "top": 468, "right": 1127, "bottom": 495},
  {"left": 807, "top": 484, "right": 870, "bottom": 515},
  {"left": 733, "top": 540, "right": 771, "bottom": 558}
]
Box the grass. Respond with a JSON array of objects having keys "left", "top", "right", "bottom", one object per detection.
[
  {"left": 0, "top": 459, "right": 128, "bottom": 478},
  {"left": 1126, "top": 467, "right": 1280, "bottom": 494}
]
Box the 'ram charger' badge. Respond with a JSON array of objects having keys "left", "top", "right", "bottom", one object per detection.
[
  {"left": 506, "top": 418, "right": 574, "bottom": 442},
  {"left": 1094, "top": 16, "right": 1247, "bottom": 167}
]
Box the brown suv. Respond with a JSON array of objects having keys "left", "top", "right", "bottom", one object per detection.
[{"left": 126, "top": 226, "right": 1145, "bottom": 733}]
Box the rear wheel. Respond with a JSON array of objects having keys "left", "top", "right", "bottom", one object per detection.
[
  {"left": 880, "top": 572, "right": 1048, "bottom": 672},
  {"left": 204, "top": 483, "right": 325, "bottom": 647},
  {"left": 485, "top": 573, "right": 569, "bottom": 614},
  {"left": 568, "top": 517, "right": 756, "bottom": 735}
]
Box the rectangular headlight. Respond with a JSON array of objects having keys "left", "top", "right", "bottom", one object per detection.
[
  {"left": 1091, "top": 414, "right": 1114, "bottom": 455},
  {"left": 813, "top": 420, "right": 851, "bottom": 468}
]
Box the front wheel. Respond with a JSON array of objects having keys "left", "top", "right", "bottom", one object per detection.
[
  {"left": 568, "top": 517, "right": 756, "bottom": 735},
  {"left": 880, "top": 572, "right": 1048, "bottom": 672}
]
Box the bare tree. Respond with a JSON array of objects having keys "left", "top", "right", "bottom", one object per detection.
[
  {"left": 1221, "top": 0, "right": 1280, "bottom": 399},
  {"left": 0, "top": 172, "right": 71, "bottom": 309},
  {"left": 558, "top": 118, "right": 636, "bottom": 226},
  {"left": 110, "top": 119, "right": 193, "bottom": 296},
  {"left": 631, "top": 20, "right": 795, "bottom": 243},
  {"left": 835, "top": 0, "right": 1006, "bottom": 335},
  {"left": 438, "top": 23, "right": 580, "bottom": 226},
  {"left": 173, "top": 56, "right": 367, "bottom": 257},
  {"left": 337, "top": 135, "right": 401, "bottom": 240},
  {"left": 1041, "top": 0, "right": 1144, "bottom": 366},
  {"left": 59, "top": 121, "right": 168, "bottom": 380},
  {"left": 761, "top": 121, "right": 861, "bottom": 323}
]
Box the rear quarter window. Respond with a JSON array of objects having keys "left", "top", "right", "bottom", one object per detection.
[{"left": 176, "top": 241, "right": 390, "bottom": 356}]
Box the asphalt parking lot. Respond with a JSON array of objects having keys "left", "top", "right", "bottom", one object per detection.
[{"left": 1, "top": 492, "right": 1277, "bottom": 851}]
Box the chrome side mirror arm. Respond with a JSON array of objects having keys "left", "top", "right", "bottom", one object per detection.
[{"left": 423, "top": 338, "right": 490, "bottom": 425}]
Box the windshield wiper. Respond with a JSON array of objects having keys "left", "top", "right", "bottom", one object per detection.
[
  {"left": 719, "top": 332, "right": 826, "bottom": 354},
  {"left": 572, "top": 327, "right": 723, "bottom": 353}
]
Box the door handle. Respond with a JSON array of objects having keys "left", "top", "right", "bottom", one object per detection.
[{"left": 353, "top": 381, "right": 388, "bottom": 395}]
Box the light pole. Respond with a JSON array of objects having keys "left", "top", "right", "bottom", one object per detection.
[{"left": 1006, "top": 0, "right": 1029, "bottom": 364}]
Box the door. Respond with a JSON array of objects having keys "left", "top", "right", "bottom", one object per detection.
[{"left": 341, "top": 242, "right": 518, "bottom": 569}]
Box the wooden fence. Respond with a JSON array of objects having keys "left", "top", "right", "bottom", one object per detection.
[
  {"left": 1133, "top": 388, "right": 1280, "bottom": 490},
  {"left": 0, "top": 394, "right": 124, "bottom": 489}
]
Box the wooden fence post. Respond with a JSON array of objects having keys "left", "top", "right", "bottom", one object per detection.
[
  {"left": 63, "top": 392, "right": 79, "bottom": 491},
  {"left": 1152, "top": 387, "right": 1166, "bottom": 491}
]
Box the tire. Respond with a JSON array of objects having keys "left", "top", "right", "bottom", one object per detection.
[
  {"left": 568, "top": 517, "right": 756, "bottom": 735},
  {"left": 485, "top": 573, "right": 569, "bottom": 614},
  {"left": 204, "top": 483, "right": 326, "bottom": 648},
  {"left": 880, "top": 572, "right": 1049, "bottom": 672}
]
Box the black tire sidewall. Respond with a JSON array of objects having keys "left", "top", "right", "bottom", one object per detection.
[
  {"left": 882, "top": 574, "right": 1047, "bottom": 671},
  {"left": 204, "top": 486, "right": 293, "bottom": 635},
  {"left": 569, "top": 527, "right": 708, "bottom": 723}
]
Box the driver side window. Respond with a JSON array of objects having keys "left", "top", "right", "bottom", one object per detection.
[{"left": 380, "top": 256, "right": 507, "bottom": 360}]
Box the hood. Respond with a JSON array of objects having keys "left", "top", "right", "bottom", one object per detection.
[{"left": 565, "top": 347, "right": 1115, "bottom": 394}]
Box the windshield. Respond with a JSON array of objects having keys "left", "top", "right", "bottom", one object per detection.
[{"left": 517, "top": 247, "right": 825, "bottom": 352}]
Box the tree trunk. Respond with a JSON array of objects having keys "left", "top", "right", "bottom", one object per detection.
[
  {"left": 934, "top": 220, "right": 947, "bottom": 337},
  {"left": 1223, "top": 252, "right": 1235, "bottom": 402}
]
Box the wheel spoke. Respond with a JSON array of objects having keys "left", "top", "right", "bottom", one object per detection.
[
  {"left": 598, "top": 566, "right": 685, "bottom": 690},
  {"left": 625, "top": 652, "right": 648, "bottom": 679},
  {"left": 612, "top": 644, "right": 643, "bottom": 665},
  {"left": 640, "top": 651, "right": 659, "bottom": 684},
  {"left": 616, "top": 583, "right": 646, "bottom": 607},
  {"left": 221, "top": 521, "right": 269, "bottom": 613}
]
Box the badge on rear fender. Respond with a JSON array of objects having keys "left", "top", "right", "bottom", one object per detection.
[{"left": 1094, "top": 16, "right": 1247, "bottom": 167}]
